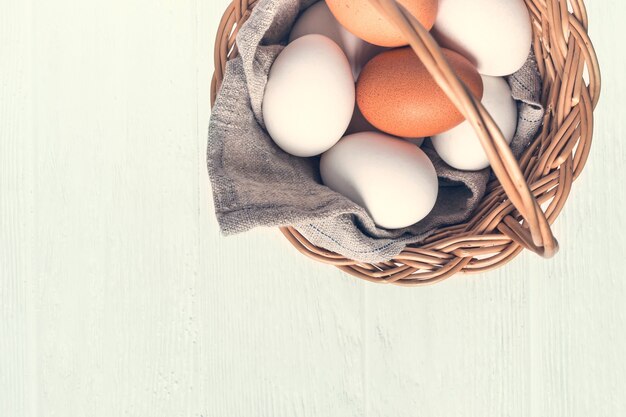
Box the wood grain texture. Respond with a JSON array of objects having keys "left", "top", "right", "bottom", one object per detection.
[
  {"left": 7, "top": 0, "right": 202, "bottom": 415},
  {"left": 1, "top": 0, "right": 625, "bottom": 416},
  {"left": 1, "top": 1, "right": 36, "bottom": 417}
]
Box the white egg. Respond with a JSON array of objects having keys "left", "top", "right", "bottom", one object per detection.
[
  {"left": 432, "top": 75, "right": 517, "bottom": 171},
  {"left": 289, "top": 1, "right": 386, "bottom": 80},
  {"left": 320, "top": 132, "right": 438, "bottom": 229},
  {"left": 433, "top": 0, "right": 532, "bottom": 76},
  {"left": 263, "top": 34, "right": 355, "bottom": 157}
]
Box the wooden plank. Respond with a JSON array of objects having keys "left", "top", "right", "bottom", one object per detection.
[
  {"left": 28, "top": 0, "right": 201, "bottom": 415},
  {"left": 197, "top": 1, "right": 365, "bottom": 416},
  {"left": 197, "top": 229, "right": 366, "bottom": 417},
  {"left": 0, "top": 1, "right": 36, "bottom": 417},
  {"left": 362, "top": 266, "right": 531, "bottom": 417}
]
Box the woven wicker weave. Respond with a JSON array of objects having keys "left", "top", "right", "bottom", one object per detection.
[{"left": 210, "top": 0, "right": 601, "bottom": 286}]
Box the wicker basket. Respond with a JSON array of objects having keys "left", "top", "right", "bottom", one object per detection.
[{"left": 210, "top": 0, "right": 601, "bottom": 286}]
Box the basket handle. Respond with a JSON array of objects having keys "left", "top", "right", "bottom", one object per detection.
[{"left": 368, "top": 0, "right": 558, "bottom": 258}]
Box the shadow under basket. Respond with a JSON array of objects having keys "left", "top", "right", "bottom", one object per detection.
[{"left": 210, "top": 0, "right": 601, "bottom": 286}]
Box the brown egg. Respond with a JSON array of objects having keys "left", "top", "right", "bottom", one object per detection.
[
  {"left": 326, "top": 0, "right": 438, "bottom": 47},
  {"left": 356, "top": 47, "right": 484, "bottom": 138}
]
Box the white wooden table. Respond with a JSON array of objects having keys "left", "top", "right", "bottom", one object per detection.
[{"left": 2, "top": 1, "right": 625, "bottom": 416}]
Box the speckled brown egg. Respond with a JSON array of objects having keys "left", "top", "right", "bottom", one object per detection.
[
  {"left": 326, "top": 0, "right": 438, "bottom": 47},
  {"left": 356, "top": 47, "right": 484, "bottom": 138}
]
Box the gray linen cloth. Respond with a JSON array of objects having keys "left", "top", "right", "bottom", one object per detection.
[{"left": 207, "top": 0, "right": 544, "bottom": 263}]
